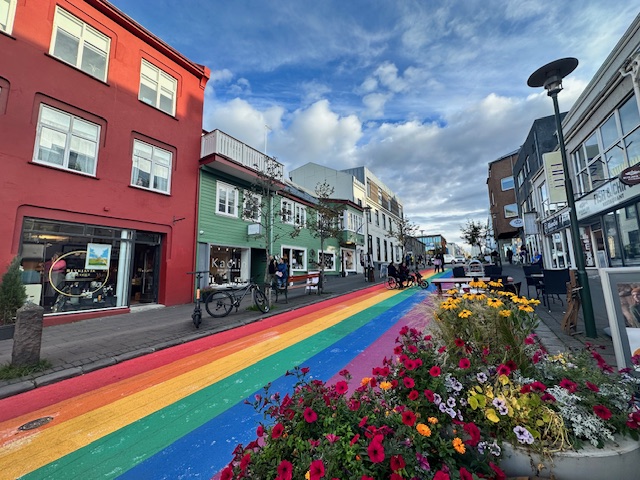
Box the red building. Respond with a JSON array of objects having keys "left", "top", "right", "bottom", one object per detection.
[{"left": 0, "top": 0, "right": 210, "bottom": 324}]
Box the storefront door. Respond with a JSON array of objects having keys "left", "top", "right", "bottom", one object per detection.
[{"left": 131, "top": 241, "right": 159, "bottom": 304}]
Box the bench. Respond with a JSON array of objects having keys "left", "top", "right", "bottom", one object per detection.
[
  {"left": 272, "top": 272, "right": 321, "bottom": 303},
  {"left": 431, "top": 276, "right": 514, "bottom": 295}
]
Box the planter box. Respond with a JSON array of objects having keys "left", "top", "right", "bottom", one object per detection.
[
  {"left": 0, "top": 323, "right": 15, "bottom": 340},
  {"left": 501, "top": 437, "right": 640, "bottom": 479}
]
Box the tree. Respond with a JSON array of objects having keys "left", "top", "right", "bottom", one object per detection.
[
  {"left": 305, "top": 182, "right": 346, "bottom": 291},
  {"left": 460, "top": 220, "right": 486, "bottom": 256},
  {"left": 389, "top": 216, "right": 419, "bottom": 260},
  {"left": 243, "top": 157, "right": 301, "bottom": 285},
  {"left": 0, "top": 256, "right": 27, "bottom": 324}
]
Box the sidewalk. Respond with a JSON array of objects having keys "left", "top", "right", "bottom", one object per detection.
[{"left": 0, "top": 264, "right": 615, "bottom": 399}]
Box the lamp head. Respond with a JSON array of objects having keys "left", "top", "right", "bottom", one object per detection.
[{"left": 527, "top": 58, "right": 578, "bottom": 96}]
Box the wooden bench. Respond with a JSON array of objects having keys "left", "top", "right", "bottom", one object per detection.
[
  {"left": 431, "top": 276, "right": 514, "bottom": 295},
  {"left": 272, "top": 272, "right": 321, "bottom": 303}
]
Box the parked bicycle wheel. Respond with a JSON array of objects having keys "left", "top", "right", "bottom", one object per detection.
[
  {"left": 253, "top": 289, "right": 270, "bottom": 313},
  {"left": 386, "top": 277, "right": 398, "bottom": 289},
  {"left": 205, "top": 291, "right": 234, "bottom": 318},
  {"left": 418, "top": 279, "right": 429, "bottom": 289}
]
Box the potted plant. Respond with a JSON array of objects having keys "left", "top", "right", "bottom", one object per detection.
[{"left": 0, "top": 256, "right": 27, "bottom": 339}]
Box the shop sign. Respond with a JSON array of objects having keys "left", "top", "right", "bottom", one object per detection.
[
  {"left": 576, "top": 177, "right": 640, "bottom": 220},
  {"left": 619, "top": 165, "right": 640, "bottom": 186},
  {"left": 543, "top": 151, "right": 567, "bottom": 203},
  {"left": 509, "top": 218, "right": 524, "bottom": 228},
  {"left": 542, "top": 211, "right": 571, "bottom": 235}
]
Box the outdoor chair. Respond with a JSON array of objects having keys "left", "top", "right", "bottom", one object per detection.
[
  {"left": 523, "top": 265, "right": 544, "bottom": 299},
  {"left": 452, "top": 266, "right": 466, "bottom": 278},
  {"left": 541, "top": 268, "right": 571, "bottom": 311},
  {"left": 484, "top": 265, "right": 502, "bottom": 277}
]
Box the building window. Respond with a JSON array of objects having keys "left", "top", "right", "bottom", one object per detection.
[
  {"left": 290, "top": 249, "right": 306, "bottom": 271},
  {"left": 33, "top": 104, "right": 100, "bottom": 175},
  {"left": 216, "top": 181, "right": 238, "bottom": 217},
  {"left": 131, "top": 140, "right": 172, "bottom": 193},
  {"left": 382, "top": 213, "right": 386, "bottom": 229},
  {"left": 504, "top": 203, "right": 518, "bottom": 218},
  {"left": 139, "top": 59, "right": 177, "bottom": 116},
  {"left": 242, "top": 192, "right": 261, "bottom": 222},
  {"left": 0, "top": 0, "right": 16, "bottom": 34},
  {"left": 500, "top": 176, "right": 514, "bottom": 190},
  {"left": 281, "top": 199, "right": 292, "bottom": 223},
  {"left": 375, "top": 210, "right": 379, "bottom": 226},
  {"left": 318, "top": 251, "right": 336, "bottom": 271},
  {"left": 50, "top": 7, "right": 110, "bottom": 82},
  {"left": 294, "top": 204, "right": 307, "bottom": 227}
]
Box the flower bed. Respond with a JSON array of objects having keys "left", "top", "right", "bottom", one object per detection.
[{"left": 221, "top": 280, "right": 640, "bottom": 479}]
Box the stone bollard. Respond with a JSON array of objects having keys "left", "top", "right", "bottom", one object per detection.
[{"left": 11, "top": 303, "right": 44, "bottom": 367}]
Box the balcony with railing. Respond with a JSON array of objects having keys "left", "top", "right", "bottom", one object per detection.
[{"left": 201, "top": 129, "right": 284, "bottom": 178}]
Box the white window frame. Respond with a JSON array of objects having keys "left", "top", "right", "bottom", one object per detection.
[
  {"left": 504, "top": 203, "right": 518, "bottom": 218},
  {"left": 294, "top": 204, "right": 307, "bottom": 227},
  {"left": 289, "top": 248, "right": 307, "bottom": 272},
  {"left": 318, "top": 250, "right": 336, "bottom": 272},
  {"left": 131, "top": 140, "right": 172, "bottom": 194},
  {"left": 281, "top": 199, "right": 293, "bottom": 223},
  {"left": 242, "top": 191, "right": 262, "bottom": 222},
  {"left": 500, "top": 176, "right": 514, "bottom": 191},
  {"left": 50, "top": 7, "right": 110, "bottom": 82},
  {"left": 33, "top": 104, "right": 100, "bottom": 176},
  {"left": 139, "top": 59, "right": 177, "bottom": 116},
  {"left": 216, "top": 181, "right": 238, "bottom": 217},
  {"left": 0, "top": 0, "right": 17, "bottom": 35}
]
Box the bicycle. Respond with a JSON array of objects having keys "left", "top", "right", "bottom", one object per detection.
[
  {"left": 187, "top": 270, "right": 209, "bottom": 328},
  {"left": 386, "top": 272, "right": 429, "bottom": 290},
  {"left": 205, "top": 279, "right": 270, "bottom": 318}
]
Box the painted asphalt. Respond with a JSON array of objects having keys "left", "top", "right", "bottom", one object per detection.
[{"left": 0, "top": 280, "right": 432, "bottom": 478}]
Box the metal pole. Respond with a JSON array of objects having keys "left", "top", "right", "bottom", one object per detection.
[
  {"left": 365, "top": 209, "right": 370, "bottom": 282},
  {"left": 550, "top": 92, "right": 597, "bottom": 338}
]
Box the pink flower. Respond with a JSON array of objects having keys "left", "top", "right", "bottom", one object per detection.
[
  {"left": 271, "top": 423, "right": 284, "bottom": 438},
  {"left": 458, "top": 358, "right": 471, "bottom": 369},
  {"left": 433, "top": 471, "right": 450, "bottom": 480},
  {"left": 586, "top": 381, "right": 600, "bottom": 392},
  {"left": 256, "top": 424, "right": 264, "bottom": 437},
  {"left": 459, "top": 467, "right": 473, "bottom": 480},
  {"left": 402, "top": 410, "right": 417, "bottom": 426},
  {"left": 303, "top": 407, "right": 318, "bottom": 423},
  {"left": 325, "top": 433, "right": 340, "bottom": 444},
  {"left": 496, "top": 364, "right": 511, "bottom": 376},
  {"left": 309, "top": 459, "right": 325, "bottom": 480},
  {"left": 454, "top": 338, "right": 465, "bottom": 347},
  {"left": 424, "top": 389, "right": 435, "bottom": 402},
  {"left": 430, "top": 366, "right": 441, "bottom": 377},
  {"left": 390, "top": 454, "right": 406, "bottom": 471},
  {"left": 367, "top": 438, "right": 385, "bottom": 463},
  {"left": 408, "top": 389, "right": 420, "bottom": 400},
  {"left": 541, "top": 393, "right": 556, "bottom": 403},
  {"left": 403, "top": 376, "right": 415, "bottom": 388},
  {"left": 350, "top": 433, "right": 360, "bottom": 445},
  {"left": 559, "top": 378, "right": 578, "bottom": 393}
]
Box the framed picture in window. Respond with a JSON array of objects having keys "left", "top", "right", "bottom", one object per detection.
[
  {"left": 599, "top": 267, "right": 640, "bottom": 369},
  {"left": 85, "top": 243, "right": 112, "bottom": 270}
]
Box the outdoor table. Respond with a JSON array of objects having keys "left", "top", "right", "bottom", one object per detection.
[{"left": 431, "top": 276, "right": 514, "bottom": 294}]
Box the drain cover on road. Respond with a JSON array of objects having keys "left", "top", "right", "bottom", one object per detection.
[{"left": 18, "top": 417, "right": 53, "bottom": 431}]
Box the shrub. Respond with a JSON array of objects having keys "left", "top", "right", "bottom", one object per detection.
[{"left": 0, "top": 256, "right": 27, "bottom": 325}]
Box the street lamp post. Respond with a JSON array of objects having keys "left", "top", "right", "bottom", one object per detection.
[{"left": 528, "top": 58, "right": 597, "bottom": 338}]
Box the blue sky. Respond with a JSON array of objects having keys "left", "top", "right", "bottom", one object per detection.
[{"left": 111, "top": 0, "right": 638, "bottom": 247}]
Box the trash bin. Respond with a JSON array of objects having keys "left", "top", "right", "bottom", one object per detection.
[{"left": 367, "top": 268, "right": 375, "bottom": 282}]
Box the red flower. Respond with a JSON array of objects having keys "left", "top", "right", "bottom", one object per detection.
[
  {"left": 404, "top": 358, "right": 417, "bottom": 370},
  {"left": 559, "top": 378, "right": 578, "bottom": 393},
  {"left": 339, "top": 368, "right": 350, "bottom": 377},
  {"left": 367, "top": 438, "right": 385, "bottom": 463},
  {"left": 335, "top": 380, "right": 348, "bottom": 395},
  {"left": 309, "top": 459, "right": 325, "bottom": 480},
  {"left": 463, "top": 422, "right": 481, "bottom": 446},
  {"left": 454, "top": 338, "right": 465, "bottom": 347},
  {"left": 496, "top": 364, "right": 511, "bottom": 376},
  {"left": 459, "top": 467, "right": 473, "bottom": 480},
  {"left": 271, "top": 423, "right": 284, "bottom": 438},
  {"left": 438, "top": 345, "right": 447, "bottom": 353},
  {"left": 489, "top": 462, "right": 506, "bottom": 480},
  {"left": 524, "top": 334, "right": 536, "bottom": 345},
  {"left": 359, "top": 416, "right": 369, "bottom": 427},
  {"left": 277, "top": 460, "right": 293, "bottom": 480},
  {"left": 256, "top": 424, "right": 264, "bottom": 437},
  {"left": 350, "top": 433, "right": 360, "bottom": 445},
  {"left": 393, "top": 345, "right": 403, "bottom": 355},
  {"left": 403, "top": 376, "right": 415, "bottom": 388},
  {"left": 408, "top": 389, "right": 420, "bottom": 401},
  {"left": 593, "top": 404, "right": 612, "bottom": 420},
  {"left": 430, "top": 366, "right": 442, "bottom": 377},
  {"left": 300, "top": 367, "right": 310, "bottom": 374},
  {"left": 433, "top": 471, "right": 450, "bottom": 480},
  {"left": 361, "top": 477, "right": 374, "bottom": 480},
  {"left": 390, "top": 454, "right": 406, "bottom": 471},
  {"left": 240, "top": 453, "right": 251, "bottom": 471},
  {"left": 541, "top": 393, "right": 556, "bottom": 403},
  {"left": 349, "top": 399, "right": 361, "bottom": 411},
  {"left": 424, "top": 389, "right": 435, "bottom": 402},
  {"left": 390, "top": 474, "right": 403, "bottom": 480},
  {"left": 304, "top": 407, "right": 318, "bottom": 423},
  {"left": 506, "top": 360, "right": 518, "bottom": 371},
  {"left": 220, "top": 466, "right": 233, "bottom": 480},
  {"left": 407, "top": 344, "right": 418, "bottom": 353},
  {"left": 530, "top": 381, "right": 547, "bottom": 392},
  {"left": 402, "top": 410, "right": 417, "bottom": 426},
  {"left": 586, "top": 381, "right": 600, "bottom": 392},
  {"left": 459, "top": 358, "right": 471, "bottom": 369}
]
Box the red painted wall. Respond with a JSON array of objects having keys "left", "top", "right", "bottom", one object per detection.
[{"left": 0, "top": 0, "right": 209, "bottom": 314}]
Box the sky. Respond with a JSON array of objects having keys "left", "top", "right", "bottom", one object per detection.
[{"left": 110, "top": 0, "right": 638, "bottom": 248}]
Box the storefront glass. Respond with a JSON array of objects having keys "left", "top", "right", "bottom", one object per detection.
[
  {"left": 20, "top": 218, "right": 129, "bottom": 314},
  {"left": 209, "top": 246, "right": 242, "bottom": 284},
  {"left": 618, "top": 203, "right": 640, "bottom": 266},
  {"left": 604, "top": 212, "right": 623, "bottom": 267}
]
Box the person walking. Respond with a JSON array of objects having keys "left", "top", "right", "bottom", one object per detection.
[{"left": 506, "top": 248, "right": 513, "bottom": 264}]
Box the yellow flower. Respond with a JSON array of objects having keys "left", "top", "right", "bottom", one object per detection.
[
  {"left": 458, "top": 309, "right": 472, "bottom": 318},
  {"left": 498, "top": 309, "right": 512, "bottom": 317},
  {"left": 361, "top": 377, "right": 371, "bottom": 386},
  {"left": 528, "top": 298, "right": 541, "bottom": 305},
  {"left": 518, "top": 305, "right": 534, "bottom": 313},
  {"left": 452, "top": 437, "right": 466, "bottom": 454},
  {"left": 379, "top": 381, "right": 393, "bottom": 390},
  {"left": 305, "top": 471, "right": 310, "bottom": 480},
  {"left": 487, "top": 298, "right": 504, "bottom": 308},
  {"left": 441, "top": 302, "right": 458, "bottom": 310},
  {"left": 428, "top": 416, "right": 438, "bottom": 424},
  {"left": 446, "top": 288, "right": 459, "bottom": 295},
  {"left": 416, "top": 423, "right": 432, "bottom": 437}
]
